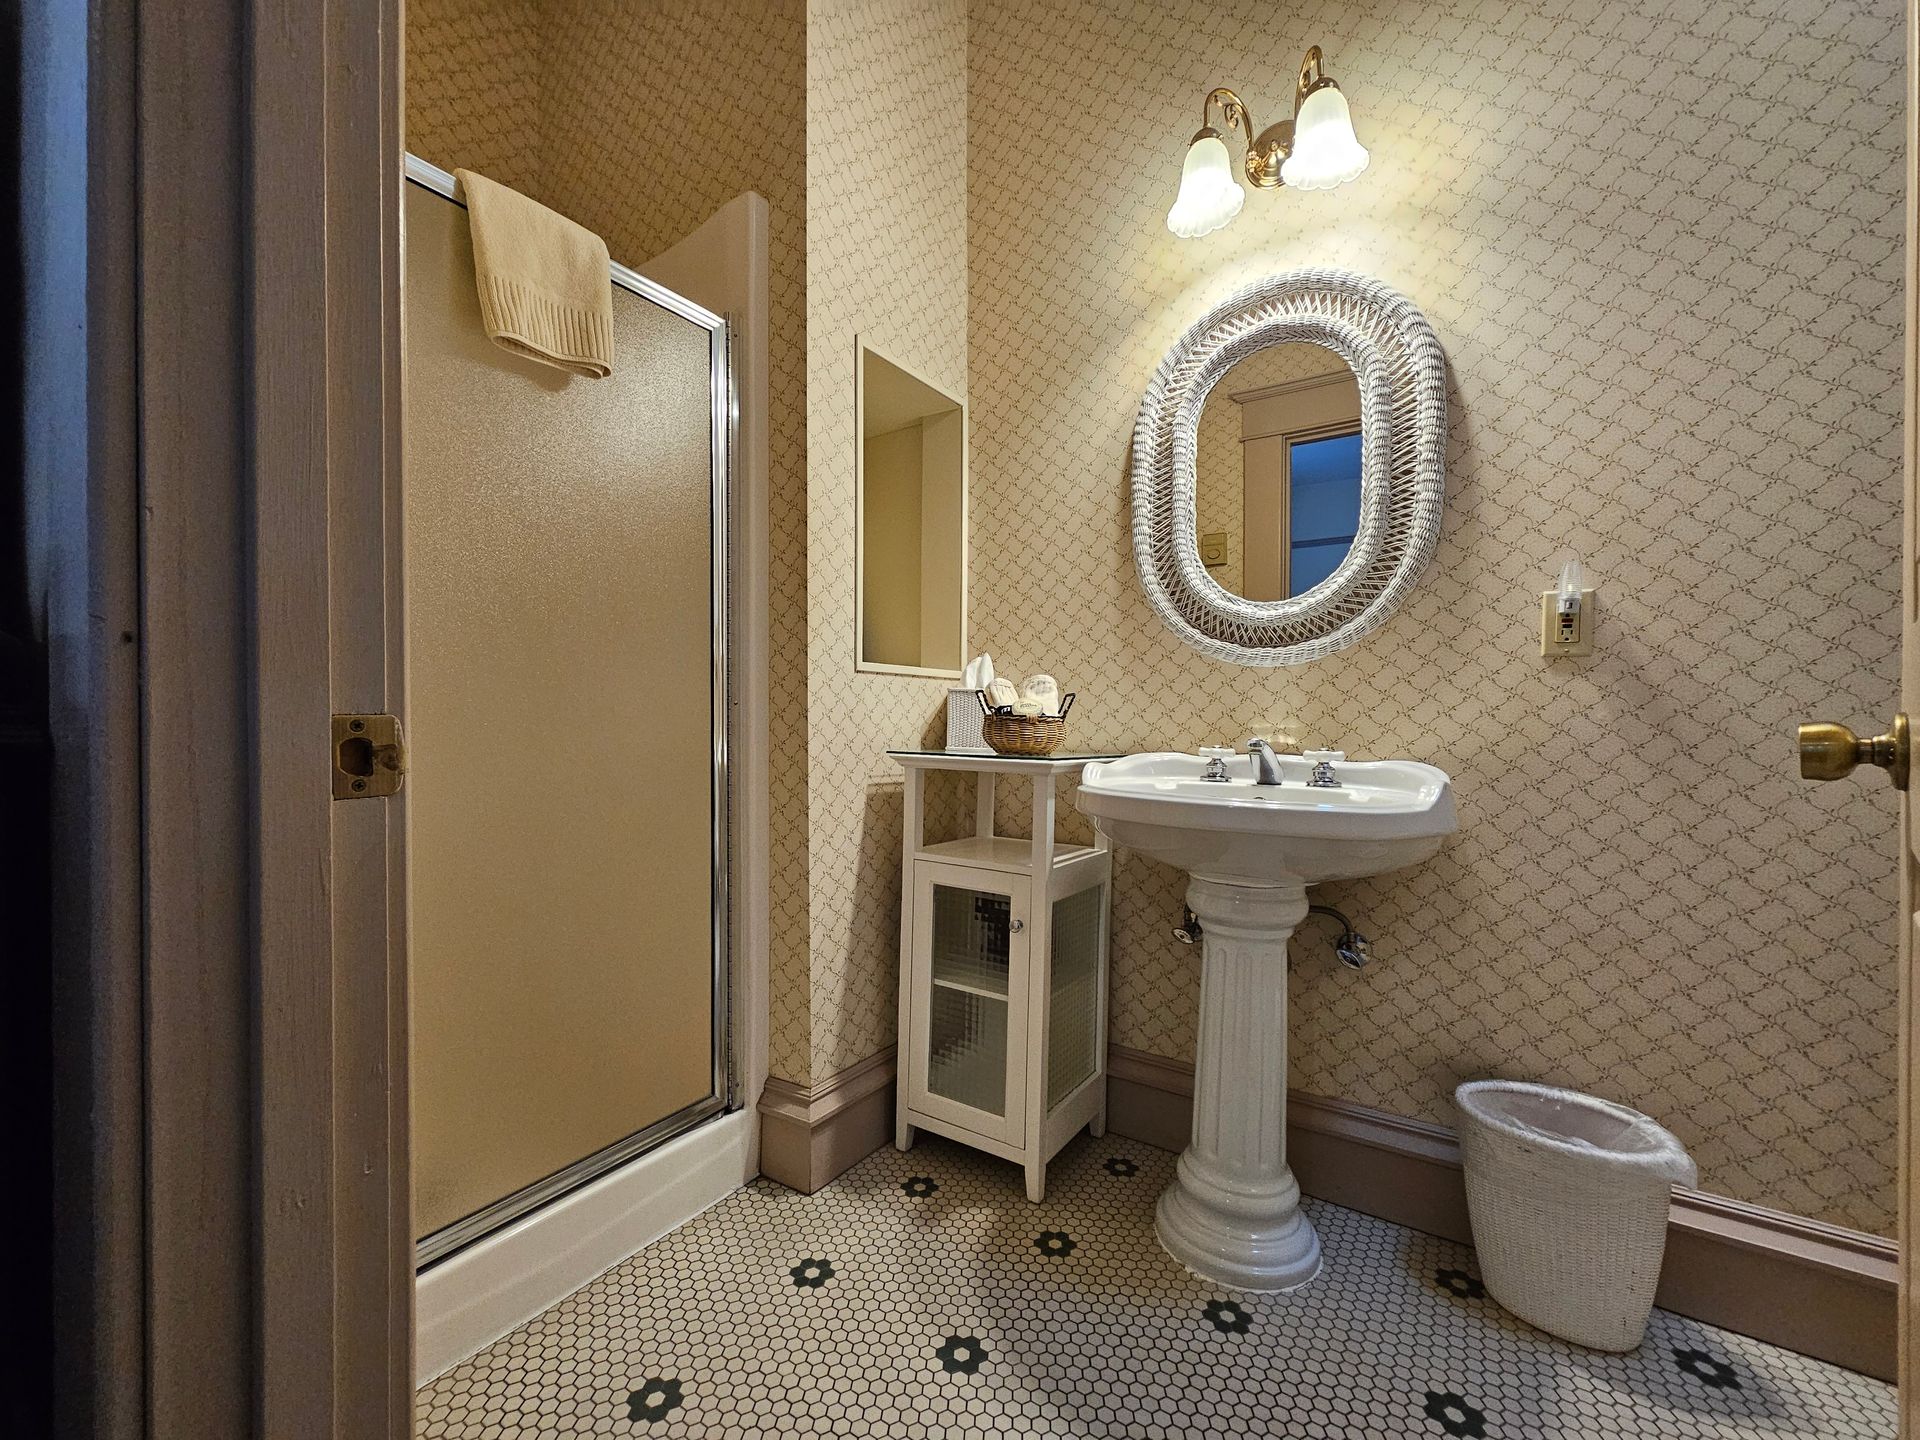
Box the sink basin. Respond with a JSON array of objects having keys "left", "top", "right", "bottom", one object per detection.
[
  {"left": 1076, "top": 750, "right": 1455, "bottom": 886},
  {"left": 1075, "top": 748, "right": 1455, "bottom": 1293}
]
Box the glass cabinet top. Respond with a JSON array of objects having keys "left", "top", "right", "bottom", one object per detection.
[{"left": 889, "top": 748, "right": 1123, "bottom": 765}]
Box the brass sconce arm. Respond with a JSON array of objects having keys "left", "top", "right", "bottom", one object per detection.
[
  {"left": 1197, "top": 47, "right": 1341, "bottom": 190},
  {"left": 1198, "top": 86, "right": 1292, "bottom": 188}
]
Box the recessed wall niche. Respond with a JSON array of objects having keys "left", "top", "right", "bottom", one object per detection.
[{"left": 857, "top": 341, "right": 967, "bottom": 677}]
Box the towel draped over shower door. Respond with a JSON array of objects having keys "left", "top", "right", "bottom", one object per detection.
[{"left": 401, "top": 174, "right": 728, "bottom": 1262}]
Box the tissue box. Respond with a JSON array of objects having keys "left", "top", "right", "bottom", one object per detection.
[{"left": 945, "top": 690, "right": 990, "bottom": 753}]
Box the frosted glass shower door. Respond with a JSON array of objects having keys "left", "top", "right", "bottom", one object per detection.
[{"left": 403, "top": 171, "right": 729, "bottom": 1264}]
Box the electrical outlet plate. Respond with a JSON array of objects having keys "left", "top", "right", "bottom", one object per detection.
[{"left": 1540, "top": 588, "right": 1596, "bottom": 657}]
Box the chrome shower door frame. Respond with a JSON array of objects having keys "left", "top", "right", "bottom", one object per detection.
[{"left": 404, "top": 156, "right": 734, "bottom": 1270}]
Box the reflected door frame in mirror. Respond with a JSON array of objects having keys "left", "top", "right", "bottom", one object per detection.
[
  {"left": 1131, "top": 269, "right": 1446, "bottom": 666},
  {"left": 856, "top": 337, "right": 970, "bottom": 678},
  {"left": 1198, "top": 344, "right": 1362, "bottom": 601}
]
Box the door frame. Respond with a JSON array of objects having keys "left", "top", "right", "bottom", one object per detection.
[
  {"left": 47, "top": 0, "right": 1920, "bottom": 1432},
  {"left": 1903, "top": 0, "right": 1920, "bottom": 1423},
  {"left": 49, "top": 1, "right": 411, "bottom": 1436}
]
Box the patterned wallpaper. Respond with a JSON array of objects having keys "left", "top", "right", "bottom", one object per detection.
[
  {"left": 406, "top": 0, "right": 817, "bottom": 1081},
  {"left": 807, "top": 0, "right": 970, "bottom": 1079},
  {"left": 405, "top": 0, "right": 544, "bottom": 194},
  {"left": 969, "top": 0, "right": 1904, "bottom": 1234},
  {"left": 407, "top": 0, "right": 1904, "bottom": 1232},
  {"left": 1194, "top": 343, "right": 1354, "bottom": 596}
]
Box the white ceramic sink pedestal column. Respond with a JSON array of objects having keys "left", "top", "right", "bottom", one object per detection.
[
  {"left": 1076, "top": 750, "right": 1456, "bottom": 1292},
  {"left": 1161, "top": 875, "right": 1320, "bottom": 1289}
]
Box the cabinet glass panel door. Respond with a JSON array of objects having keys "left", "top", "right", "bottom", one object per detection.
[
  {"left": 1047, "top": 882, "right": 1106, "bottom": 1109},
  {"left": 909, "top": 862, "right": 1028, "bottom": 1143}
]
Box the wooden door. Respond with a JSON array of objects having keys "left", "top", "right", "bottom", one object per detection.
[
  {"left": 1804, "top": 10, "right": 1917, "bottom": 1418},
  {"left": 1895, "top": 2, "right": 1920, "bottom": 1418},
  {"left": 106, "top": 0, "right": 413, "bottom": 1435}
]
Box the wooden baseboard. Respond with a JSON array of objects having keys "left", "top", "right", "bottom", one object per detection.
[
  {"left": 1106, "top": 1045, "right": 1898, "bottom": 1382},
  {"left": 758, "top": 1048, "right": 897, "bottom": 1194}
]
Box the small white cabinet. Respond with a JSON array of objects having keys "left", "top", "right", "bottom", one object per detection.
[{"left": 890, "top": 750, "right": 1115, "bottom": 1201}]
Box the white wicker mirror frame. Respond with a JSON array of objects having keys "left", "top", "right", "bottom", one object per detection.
[{"left": 1130, "top": 269, "right": 1446, "bottom": 666}]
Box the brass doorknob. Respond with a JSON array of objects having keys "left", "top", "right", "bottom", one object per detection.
[{"left": 1797, "top": 714, "right": 1909, "bottom": 790}]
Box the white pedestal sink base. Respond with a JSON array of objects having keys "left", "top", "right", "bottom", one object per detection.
[
  {"left": 1076, "top": 750, "right": 1457, "bottom": 1290},
  {"left": 1155, "top": 877, "right": 1322, "bottom": 1292}
]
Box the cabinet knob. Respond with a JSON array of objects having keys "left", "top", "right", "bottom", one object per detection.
[{"left": 1009, "top": 918, "right": 1024, "bottom": 933}]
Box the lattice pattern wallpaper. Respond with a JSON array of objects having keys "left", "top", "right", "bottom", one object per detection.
[
  {"left": 969, "top": 0, "right": 1904, "bottom": 1234},
  {"left": 408, "top": 0, "right": 1902, "bottom": 1231},
  {"left": 807, "top": 0, "right": 969, "bottom": 1080},
  {"left": 405, "top": 0, "right": 545, "bottom": 194},
  {"left": 1194, "top": 344, "right": 1354, "bottom": 597},
  {"left": 406, "top": 0, "right": 815, "bottom": 1082}
]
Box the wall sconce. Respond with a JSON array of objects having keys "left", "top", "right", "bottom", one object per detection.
[{"left": 1166, "top": 46, "right": 1370, "bottom": 238}]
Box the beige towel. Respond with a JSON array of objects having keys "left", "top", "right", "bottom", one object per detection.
[{"left": 455, "top": 169, "right": 614, "bottom": 378}]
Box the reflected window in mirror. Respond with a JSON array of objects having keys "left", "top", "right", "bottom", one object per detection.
[
  {"left": 857, "top": 342, "right": 967, "bottom": 676},
  {"left": 1194, "top": 341, "right": 1361, "bottom": 600},
  {"left": 1284, "top": 428, "right": 1361, "bottom": 593}
]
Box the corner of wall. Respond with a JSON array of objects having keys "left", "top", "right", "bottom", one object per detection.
[{"left": 802, "top": 0, "right": 970, "bottom": 1093}]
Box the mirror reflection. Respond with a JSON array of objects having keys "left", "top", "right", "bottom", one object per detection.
[
  {"left": 1194, "top": 341, "right": 1361, "bottom": 599},
  {"left": 858, "top": 344, "right": 967, "bottom": 674}
]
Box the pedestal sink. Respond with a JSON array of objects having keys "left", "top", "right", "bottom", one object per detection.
[{"left": 1077, "top": 750, "right": 1455, "bottom": 1291}]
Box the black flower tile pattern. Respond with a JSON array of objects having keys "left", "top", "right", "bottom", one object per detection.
[
  {"left": 417, "top": 1136, "right": 1895, "bottom": 1439},
  {"left": 1673, "top": 1347, "right": 1744, "bottom": 1390},
  {"left": 1034, "top": 1230, "right": 1077, "bottom": 1257},
  {"left": 788, "top": 1257, "right": 833, "bottom": 1288},
  {"left": 1425, "top": 1390, "right": 1487, "bottom": 1437},
  {"left": 1435, "top": 1267, "right": 1486, "bottom": 1300},
  {"left": 1201, "top": 1298, "right": 1251, "bottom": 1334},
  {"left": 625, "top": 1377, "right": 682, "bottom": 1423},
  {"left": 935, "top": 1334, "right": 988, "bottom": 1374},
  {"left": 901, "top": 1175, "right": 938, "bottom": 1197},
  {"left": 1102, "top": 1156, "right": 1137, "bottom": 1177}
]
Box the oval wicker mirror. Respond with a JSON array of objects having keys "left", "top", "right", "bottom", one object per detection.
[{"left": 1130, "top": 269, "right": 1446, "bottom": 666}]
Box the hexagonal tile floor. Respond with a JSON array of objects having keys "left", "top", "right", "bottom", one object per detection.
[{"left": 416, "top": 1133, "right": 1895, "bottom": 1438}]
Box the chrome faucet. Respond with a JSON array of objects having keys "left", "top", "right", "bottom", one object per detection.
[{"left": 1246, "top": 737, "right": 1286, "bottom": 786}]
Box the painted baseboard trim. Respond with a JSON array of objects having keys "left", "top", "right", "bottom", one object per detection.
[
  {"left": 1106, "top": 1045, "right": 1897, "bottom": 1382},
  {"left": 759, "top": 1046, "right": 897, "bottom": 1194},
  {"left": 415, "top": 1108, "right": 755, "bottom": 1384}
]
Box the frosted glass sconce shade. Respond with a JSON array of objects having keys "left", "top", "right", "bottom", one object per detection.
[
  {"left": 1279, "top": 83, "right": 1369, "bottom": 191},
  {"left": 1167, "top": 133, "right": 1246, "bottom": 239},
  {"left": 1167, "top": 47, "right": 1367, "bottom": 236}
]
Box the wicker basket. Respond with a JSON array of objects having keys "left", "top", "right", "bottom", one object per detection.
[
  {"left": 1455, "top": 1081, "right": 1696, "bottom": 1351},
  {"left": 977, "top": 692, "right": 1076, "bottom": 757}
]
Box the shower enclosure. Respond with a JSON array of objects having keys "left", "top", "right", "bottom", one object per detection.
[{"left": 401, "top": 158, "right": 731, "bottom": 1268}]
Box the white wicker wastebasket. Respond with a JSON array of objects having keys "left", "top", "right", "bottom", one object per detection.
[{"left": 1455, "top": 1081, "right": 1696, "bottom": 1352}]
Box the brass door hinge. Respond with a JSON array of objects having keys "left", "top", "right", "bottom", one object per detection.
[{"left": 333, "top": 713, "right": 406, "bottom": 799}]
